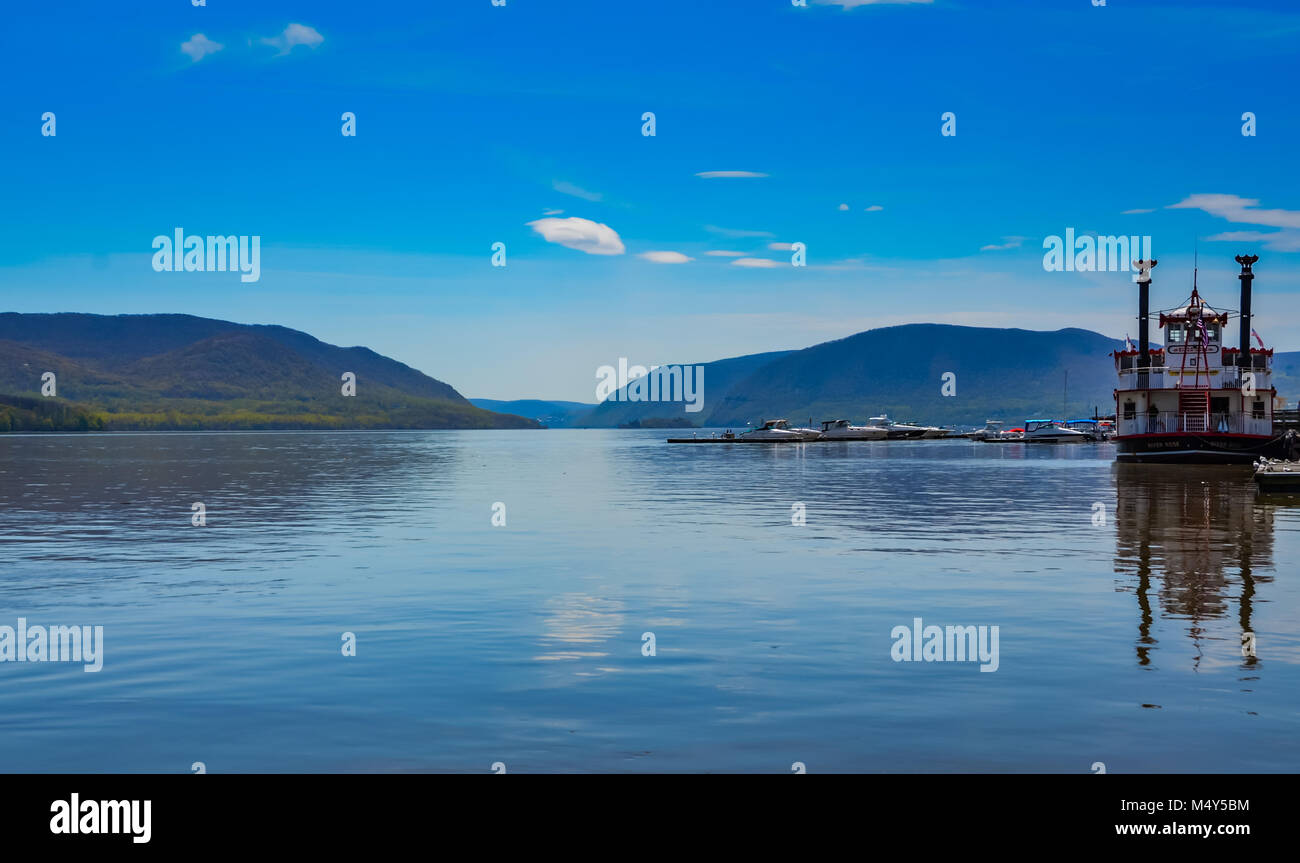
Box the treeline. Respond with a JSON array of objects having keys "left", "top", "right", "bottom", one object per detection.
[
  {"left": 0, "top": 393, "right": 536, "bottom": 432},
  {"left": 0, "top": 395, "right": 106, "bottom": 432}
]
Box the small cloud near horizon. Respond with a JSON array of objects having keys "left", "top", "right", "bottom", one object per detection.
[
  {"left": 732, "top": 258, "right": 783, "bottom": 268},
  {"left": 980, "top": 236, "right": 1026, "bottom": 252},
  {"left": 695, "top": 171, "right": 769, "bottom": 179},
  {"left": 260, "top": 23, "right": 324, "bottom": 55},
  {"left": 705, "top": 250, "right": 746, "bottom": 257},
  {"left": 527, "top": 216, "right": 625, "bottom": 256},
  {"left": 639, "top": 251, "right": 694, "bottom": 264},
  {"left": 181, "top": 34, "right": 223, "bottom": 63},
  {"left": 865, "top": 205, "right": 884, "bottom": 212}
]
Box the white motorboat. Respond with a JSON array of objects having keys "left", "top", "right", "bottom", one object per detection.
[
  {"left": 970, "top": 420, "right": 1005, "bottom": 441},
  {"left": 739, "top": 419, "right": 819, "bottom": 442},
  {"left": 867, "top": 414, "right": 927, "bottom": 439},
  {"left": 819, "top": 419, "right": 888, "bottom": 441},
  {"left": 1023, "top": 419, "right": 1092, "bottom": 443}
]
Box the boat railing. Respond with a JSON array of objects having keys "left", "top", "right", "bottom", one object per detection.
[
  {"left": 1117, "top": 411, "right": 1272, "bottom": 437},
  {"left": 1117, "top": 366, "right": 1271, "bottom": 391}
]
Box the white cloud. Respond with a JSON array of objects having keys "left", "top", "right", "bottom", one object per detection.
[
  {"left": 181, "top": 33, "right": 223, "bottom": 63},
  {"left": 865, "top": 205, "right": 884, "bottom": 212},
  {"left": 527, "top": 217, "right": 625, "bottom": 256},
  {"left": 695, "top": 171, "right": 769, "bottom": 179},
  {"left": 704, "top": 250, "right": 746, "bottom": 257},
  {"left": 638, "top": 251, "right": 694, "bottom": 264},
  {"left": 1168, "top": 193, "right": 1300, "bottom": 229},
  {"left": 979, "top": 236, "right": 1025, "bottom": 252},
  {"left": 1204, "top": 230, "right": 1300, "bottom": 252},
  {"left": 704, "top": 224, "right": 775, "bottom": 238},
  {"left": 542, "top": 208, "right": 564, "bottom": 216},
  {"left": 767, "top": 242, "right": 796, "bottom": 251},
  {"left": 838, "top": 203, "right": 850, "bottom": 211},
  {"left": 1169, "top": 194, "right": 1300, "bottom": 253},
  {"left": 1122, "top": 208, "right": 1155, "bottom": 215},
  {"left": 732, "top": 258, "right": 783, "bottom": 268},
  {"left": 552, "top": 180, "right": 602, "bottom": 202},
  {"left": 261, "top": 23, "right": 324, "bottom": 55}
]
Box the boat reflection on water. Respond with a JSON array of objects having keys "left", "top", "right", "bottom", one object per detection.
[{"left": 1113, "top": 464, "right": 1278, "bottom": 671}]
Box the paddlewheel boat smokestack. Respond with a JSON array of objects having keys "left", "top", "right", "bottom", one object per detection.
[
  {"left": 1134, "top": 259, "right": 1157, "bottom": 368},
  {"left": 1237, "top": 254, "right": 1258, "bottom": 368}
]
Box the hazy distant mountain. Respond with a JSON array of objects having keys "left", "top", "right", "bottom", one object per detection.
[
  {"left": 577, "top": 349, "right": 796, "bottom": 427},
  {"left": 470, "top": 399, "right": 595, "bottom": 427},
  {"left": 0, "top": 313, "right": 539, "bottom": 431},
  {"left": 571, "top": 324, "right": 1300, "bottom": 428}
]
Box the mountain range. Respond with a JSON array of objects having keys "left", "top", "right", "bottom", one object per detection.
[
  {"left": 5, "top": 314, "right": 1295, "bottom": 433},
  {"left": 507, "top": 324, "right": 1300, "bottom": 429},
  {"left": 0, "top": 313, "right": 538, "bottom": 431}
]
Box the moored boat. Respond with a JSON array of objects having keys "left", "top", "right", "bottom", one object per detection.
[
  {"left": 868, "top": 414, "right": 927, "bottom": 439},
  {"left": 819, "top": 419, "right": 888, "bottom": 440},
  {"left": 1023, "top": 419, "right": 1092, "bottom": 443},
  {"left": 739, "top": 419, "right": 820, "bottom": 442},
  {"left": 1113, "top": 255, "right": 1278, "bottom": 464}
]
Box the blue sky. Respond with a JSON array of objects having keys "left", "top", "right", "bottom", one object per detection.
[{"left": 2, "top": 0, "right": 1299, "bottom": 401}]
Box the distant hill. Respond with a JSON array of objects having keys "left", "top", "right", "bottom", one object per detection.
[
  {"left": 469, "top": 399, "right": 595, "bottom": 428},
  {"left": 0, "top": 313, "right": 539, "bottom": 431},
  {"left": 572, "top": 324, "right": 1300, "bottom": 428},
  {"left": 577, "top": 349, "right": 796, "bottom": 427}
]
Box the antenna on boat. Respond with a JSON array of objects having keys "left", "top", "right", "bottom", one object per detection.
[{"left": 1193, "top": 240, "right": 1199, "bottom": 295}]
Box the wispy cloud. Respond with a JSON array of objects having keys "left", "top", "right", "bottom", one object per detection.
[
  {"left": 181, "top": 33, "right": 223, "bottom": 63},
  {"left": 865, "top": 205, "right": 884, "bottom": 212},
  {"left": 732, "top": 258, "right": 783, "bottom": 268},
  {"left": 1168, "top": 193, "right": 1300, "bottom": 229},
  {"left": 1204, "top": 230, "right": 1300, "bottom": 252},
  {"left": 838, "top": 203, "right": 850, "bottom": 211},
  {"left": 979, "top": 236, "right": 1025, "bottom": 252},
  {"left": 705, "top": 225, "right": 774, "bottom": 239},
  {"left": 552, "top": 180, "right": 603, "bottom": 202},
  {"left": 638, "top": 251, "right": 694, "bottom": 264},
  {"left": 705, "top": 250, "right": 746, "bottom": 257},
  {"left": 527, "top": 217, "right": 625, "bottom": 256},
  {"left": 542, "top": 208, "right": 564, "bottom": 216},
  {"left": 1122, "top": 208, "right": 1155, "bottom": 215},
  {"left": 767, "top": 242, "right": 796, "bottom": 251},
  {"left": 260, "top": 23, "right": 324, "bottom": 55},
  {"left": 1169, "top": 194, "right": 1300, "bottom": 253},
  {"left": 695, "top": 171, "right": 769, "bottom": 179}
]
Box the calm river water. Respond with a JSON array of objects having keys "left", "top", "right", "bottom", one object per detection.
[{"left": 0, "top": 431, "right": 1295, "bottom": 772}]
